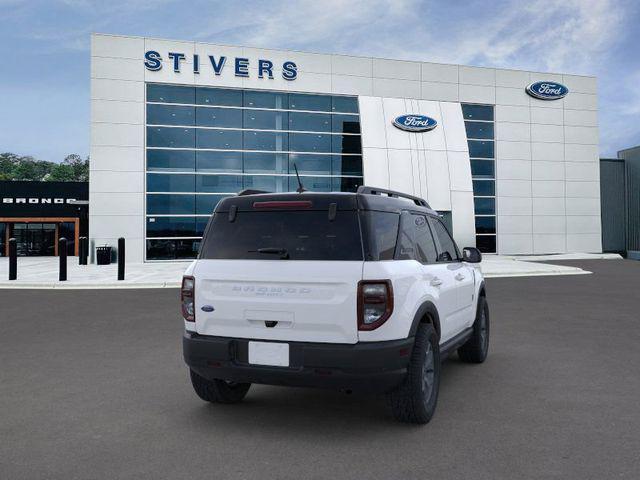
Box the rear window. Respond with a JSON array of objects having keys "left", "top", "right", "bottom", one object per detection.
[{"left": 199, "top": 210, "right": 363, "bottom": 261}]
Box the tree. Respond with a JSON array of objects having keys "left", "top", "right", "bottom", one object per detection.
[
  {"left": 47, "top": 163, "right": 76, "bottom": 181},
  {"left": 0, "top": 152, "right": 89, "bottom": 181},
  {"left": 61, "top": 154, "right": 89, "bottom": 182}
]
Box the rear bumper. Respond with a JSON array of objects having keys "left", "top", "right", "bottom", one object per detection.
[{"left": 183, "top": 332, "right": 414, "bottom": 393}]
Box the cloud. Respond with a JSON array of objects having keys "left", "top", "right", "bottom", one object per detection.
[{"left": 1, "top": 0, "right": 638, "bottom": 158}]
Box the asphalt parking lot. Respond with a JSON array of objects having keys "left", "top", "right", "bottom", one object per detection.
[{"left": 1, "top": 259, "right": 639, "bottom": 479}]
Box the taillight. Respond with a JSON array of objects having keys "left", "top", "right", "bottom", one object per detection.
[
  {"left": 357, "top": 280, "right": 393, "bottom": 331},
  {"left": 181, "top": 276, "right": 195, "bottom": 322}
]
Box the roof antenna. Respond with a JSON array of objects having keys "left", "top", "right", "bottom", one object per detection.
[{"left": 293, "top": 163, "right": 306, "bottom": 193}]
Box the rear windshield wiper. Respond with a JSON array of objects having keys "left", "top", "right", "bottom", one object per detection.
[{"left": 250, "top": 247, "right": 290, "bottom": 259}]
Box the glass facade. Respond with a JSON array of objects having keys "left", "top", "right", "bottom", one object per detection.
[
  {"left": 462, "top": 104, "right": 496, "bottom": 253},
  {"left": 145, "top": 84, "right": 363, "bottom": 260}
]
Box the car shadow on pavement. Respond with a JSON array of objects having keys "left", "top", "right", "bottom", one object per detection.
[{"left": 178, "top": 355, "right": 473, "bottom": 434}]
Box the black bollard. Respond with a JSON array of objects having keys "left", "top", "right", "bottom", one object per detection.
[
  {"left": 8, "top": 237, "right": 17, "bottom": 280},
  {"left": 83, "top": 237, "right": 89, "bottom": 265},
  {"left": 59, "top": 237, "right": 67, "bottom": 281},
  {"left": 79, "top": 237, "right": 87, "bottom": 265},
  {"left": 117, "top": 237, "right": 125, "bottom": 281},
  {"left": 78, "top": 236, "right": 84, "bottom": 265}
]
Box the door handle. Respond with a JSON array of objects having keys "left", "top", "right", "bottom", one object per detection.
[
  {"left": 455, "top": 273, "right": 465, "bottom": 281},
  {"left": 430, "top": 277, "right": 443, "bottom": 287}
]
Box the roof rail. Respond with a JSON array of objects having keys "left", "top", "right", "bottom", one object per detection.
[
  {"left": 237, "top": 189, "right": 271, "bottom": 196},
  {"left": 357, "top": 186, "right": 431, "bottom": 208}
]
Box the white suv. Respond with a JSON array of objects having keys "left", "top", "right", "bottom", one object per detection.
[{"left": 181, "top": 186, "right": 489, "bottom": 424}]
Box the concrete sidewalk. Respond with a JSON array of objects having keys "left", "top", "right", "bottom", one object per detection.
[
  {"left": 0, "top": 257, "right": 191, "bottom": 289},
  {"left": 0, "top": 253, "right": 621, "bottom": 288}
]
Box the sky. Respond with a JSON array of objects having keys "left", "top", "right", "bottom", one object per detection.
[{"left": 0, "top": 0, "right": 638, "bottom": 162}]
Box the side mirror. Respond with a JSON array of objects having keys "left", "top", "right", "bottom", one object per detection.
[{"left": 462, "top": 247, "right": 482, "bottom": 263}]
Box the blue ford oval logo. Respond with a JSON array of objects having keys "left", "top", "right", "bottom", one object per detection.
[
  {"left": 526, "top": 81, "right": 569, "bottom": 100},
  {"left": 392, "top": 114, "right": 437, "bottom": 132},
  {"left": 201, "top": 305, "right": 214, "bottom": 312}
]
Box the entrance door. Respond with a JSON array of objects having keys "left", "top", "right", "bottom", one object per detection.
[{"left": 12, "top": 223, "right": 57, "bottom": 256}]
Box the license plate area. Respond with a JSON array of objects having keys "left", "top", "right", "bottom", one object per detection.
[{"left": 248, "top": 341, "right": 290, "bottom": 367}]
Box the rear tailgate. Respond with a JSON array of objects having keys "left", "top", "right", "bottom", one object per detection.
[
  {"left": 193, "top": 260, "right": 362, "bottom": 343},
  {"left": 194, "top": 194, "right": 364, "bottom": 344}
]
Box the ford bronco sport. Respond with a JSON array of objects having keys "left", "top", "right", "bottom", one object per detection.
[{"left": 182, "top": 186, "right": 489, "bottom": 424}]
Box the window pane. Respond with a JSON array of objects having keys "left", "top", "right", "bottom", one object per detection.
[
  {"left": 331, "top": 176, "right": 362, "bottom": 192},
  {"left": 59, "top": 222, "right": 75, "bottom": 255},
  {"left": 464, "top": 121, "right": 494, "bottom": 139},
  {"left": 146, "top": 194, "right": 195, "bottom": 215},
  {"left": 332, "top": 96, "right": 359, "bottom": 114},
  {"left": 196, "top": 194, "right": 228, "bottom": 214},
  {"left": 243, "top": 131, "right": 288, "bottom": 151},
  {"left": 199, "top": 211, "right": 363, "bottom": 261},
  {"left": 289, "top": 93, "right": 332, "bottom": 112},
  {"left": 243, "top": 109, "right": 288, "bottom": 130},
  {"left": 428, "top": 217, "right": 459, "bottom": 261},
  {"left": 475, "top": 216, "right": 496, "bottom": 234},
  {"left": 461, "top": 104, "right": 494, "bottom": 121},
  {"left": 146, "top": 217, "right": 197, "bottom": 237},
  {"left": 473, "top": 179, "right": 495, "bottom": 196},
  {"left": 332, "top": 115, "right": 361, "bottom": 134},
  {"left": 332, "top": 134, "right": 362, "bottom": 154},
  {"left": 361, "top": 211, "right": 399, "bottom": 261},
  {"left": 244, "top": 175, "right": 288, "bottom": 192},
  {"left": 196, "top": 175, "right": 242, "bottom": 193},
  {"left": 243, "top": 90, "right": 288, "bottom": 109},
  {"left": 471, "top": 159, "right": 495, "bottom": 178},
  {"left": 147, "top": 104, "right": 195, "bottom": 125},
  {"left": 288, "top": 153, "right": 331, "bottom": 175},
  {"left": 244, "top": 152, "right": 287, "bottom": 173},
  {"left": 196, "top": 218, "right": 210, "bottom": 237},
  {"left": 332, "top": 155, "right": 363, "bottom": 176},
  {"left": 437, "top": 211, "right": 453, "bottom": 233},
  {"left": 413, "top": 215, "right": 438, "bottom": 264},
  {"left": 147, "top": 127, "right": 195, "bottom": 148},
  {"left": 147, "top": 239, "right": 199, "bottom": 260},
  {"left": 288, "top": 112, "right": 331, "bottom": 132},
  {"left": 468, "top": 140, "right": 494, "bottom": 158},
  {"left": 290, "top": 176, "right": 331, "bottom": 192},
  {"left": 289, "top": 133, "right": 331, "bottom": 153},
  {"left": 147, "top": 84, "right": 194, "bottom": 104},
  {"left": 476, "top": 235, "right": 496, "bottom": 253},
  {"left": 147, "top": 150, "right": 195, "bottom": 171},
  {"left": 196, "top": 107, "right": 242, "bottom": 128},
  {"left": 196, "top": 87, "right": 242, "bottom": 106},
  {"left": 146, "top": 173, "right": 195, "bottom": 192},
  {"left": 196, "top": 151, "right": 242, "bottom": 172},
  {"left": 196, "top": 129, "right": 242, "bottom": 149},
  {"left": 474, "top": 197, "right": 495, "bottom": 215}
]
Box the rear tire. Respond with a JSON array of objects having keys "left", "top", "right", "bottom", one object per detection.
[
  {"left": 189, "top": 369, "right": 251, "bottom": 404},
  {"left": 387, "top": 323, "right": 441, "bottom": 424},
  {"left": 458, "top": 296, "right": 490, "bottom": 363}
]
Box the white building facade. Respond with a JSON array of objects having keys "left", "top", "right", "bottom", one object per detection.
[{"left": 90, "top": 33, "right": 601, "bottom": 262}]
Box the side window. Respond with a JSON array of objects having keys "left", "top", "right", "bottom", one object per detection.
[
  {"left": 361, "top": 211, "right": 400, "bottom": 261},
  {"left": 428, "top": 217, "right": 460, "bottom": 262},
  {"left": 395, "top": 212, "right": 416, "bottom": 260},
  {"left": 414, "top": 215, "right": 438, "bottom": 264},
  {"left": 394, "top": 213, "right": 438, "bottom": 264}
]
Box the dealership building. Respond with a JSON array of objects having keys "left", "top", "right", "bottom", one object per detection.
[{"left": 90, "top": 33, "right": 601, "bottom": 262}]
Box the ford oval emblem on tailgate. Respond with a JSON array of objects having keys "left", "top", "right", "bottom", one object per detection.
[{"left": 201, "top": 305, "right": 215, "bottom": 312}]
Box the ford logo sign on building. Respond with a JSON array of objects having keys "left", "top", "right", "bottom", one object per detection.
[
  {"left": 526, "top": 81, "right": 569, "bottom": 100},
  {"left": 392, "top": 114, "right": 438, "bottom": 132}
]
